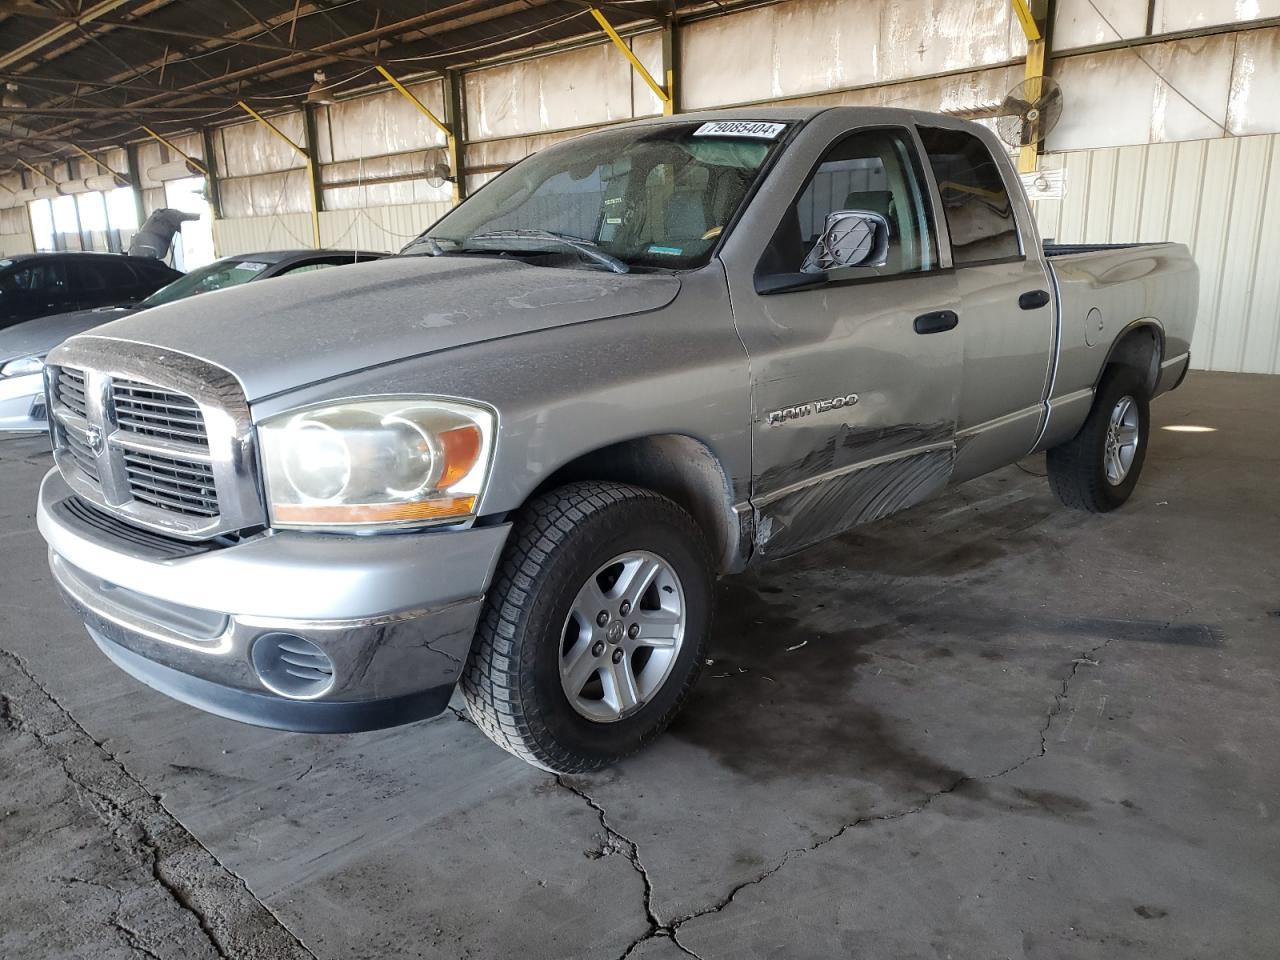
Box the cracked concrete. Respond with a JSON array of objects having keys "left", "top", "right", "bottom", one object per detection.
[{"left": 3, "top": 372, "right": 1280, "bottom": 959}]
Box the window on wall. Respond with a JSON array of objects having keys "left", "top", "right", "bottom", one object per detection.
[
  {"left": 28, "top": 199, "right": 55, "bottom": 252},
  {"left": 27, "top": 186, "right": 141, "bottom": 253},
  {"left": 917, "top": 127, "right": 1022, "bottom": 266},
  {"left": 105, "top": 187, "right": 139, "bottom": 231},
  {"left": 51, "top": 195, "right": 82, "bottom": 249}
]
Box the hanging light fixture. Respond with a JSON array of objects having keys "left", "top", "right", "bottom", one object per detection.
[
  {"left": 2, "top": 83, "right": 27, "bottom": 109},
  {"left": 305, "top": 70, "right": 335, "bottom": 106}
]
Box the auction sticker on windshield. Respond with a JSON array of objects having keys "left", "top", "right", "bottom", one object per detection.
[{"left": 693, "top": 121, "right": 786, "bottom": 139}]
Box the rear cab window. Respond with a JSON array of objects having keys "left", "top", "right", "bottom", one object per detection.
[{"left": 916, "top": 127, "right": 1022, "bottom": 266}]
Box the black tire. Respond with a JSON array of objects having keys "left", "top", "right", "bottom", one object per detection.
[
  {"left": 1046, "top": 364, "right": 1151, "bottom": 512},
  {"left": 461, "top": 481, "right": 714, "bottom": 773}
]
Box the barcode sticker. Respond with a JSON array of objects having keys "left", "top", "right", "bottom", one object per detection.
[{"left": 693, "top": 121, "right": 787, "bottom": 140}]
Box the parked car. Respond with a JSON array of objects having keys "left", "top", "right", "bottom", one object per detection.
[
  {"left": 0, "top": 252, "right": 179, "bottom": 330},
  {"left": 0, "top": 249, "right": 384, "bottom": 431},
  {"left": 36, "top": 108, "right": 1197, "bottom": 772}
]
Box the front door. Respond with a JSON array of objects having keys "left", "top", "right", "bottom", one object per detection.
[{"left": 730, "top": 122, "right": 963, "bottom": 560}]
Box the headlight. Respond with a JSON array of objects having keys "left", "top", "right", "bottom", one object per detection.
[
  {"left": 259, "top": 397, "right": 495, "bottom": 530},
  {"left": 0, "top": 354, "right": 45, "bottom": 378}
]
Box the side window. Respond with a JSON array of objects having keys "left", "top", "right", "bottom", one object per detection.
[
  {"left": 70, "top": 261, "right": 108, "bottom": 291},
  {"left": 917, "top": 127, "right": 1022, "bottom": 265},
  {"left": 1, "top": 261, "right": 65, "bottom": 293},
  {"left": 761, "top": 127, "right": 938, "bottom": 279},
  {"left": 100, "top": 259, "right": 138, "bottom": 290},
  {"left": 277, "top": 262, "right": 337, "bottom": 276}
]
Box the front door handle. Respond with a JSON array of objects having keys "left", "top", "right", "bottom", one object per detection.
[
  {"left": 914, "top": 309, "right": 959, "bottom": 335},
  {"left": 1019, "top": 289, "right": 1051, "bottom": 310}
]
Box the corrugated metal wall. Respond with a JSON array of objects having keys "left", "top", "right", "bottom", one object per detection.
[{"left": 1031, "top": 132, "right": 1280, "bottom": 374}]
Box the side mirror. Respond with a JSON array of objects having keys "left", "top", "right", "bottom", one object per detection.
[{"left": 801, "top": 210, "right": 890, "bottom": 274}]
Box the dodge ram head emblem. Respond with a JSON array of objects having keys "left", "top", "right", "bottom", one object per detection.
[
  {"left": 766, "top": 393, "right": 859, "bottom": 425},
  {"left": 84, "top": 423, "right": 104, "bottom": 453}
]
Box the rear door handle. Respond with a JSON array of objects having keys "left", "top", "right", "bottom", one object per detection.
[
  {"left": 914, "top": 310, "right": 959, "bottom": 335},
  {"left": 1019, "top": 289, "right": 1051, "bottom": 310}
]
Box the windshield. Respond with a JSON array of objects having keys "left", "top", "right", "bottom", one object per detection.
[
  {"left": 140, "top": 258, "right": 272, "bottom": 308},
  {"left": 405, "top": 120, "right": 789, "bottom": 270}
]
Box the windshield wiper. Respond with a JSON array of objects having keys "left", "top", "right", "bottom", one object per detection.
[{"left": 465, "top": 229, "right": 630, "bottom": 274}]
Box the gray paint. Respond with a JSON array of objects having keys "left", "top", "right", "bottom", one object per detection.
[
  {"left": 39, "top": 106, "right": 1198, "bottom": 730},
  {"left": 0, "top": 305, "right": 136, "bottom": 364},
  {"left": 87, "top": 255, "right": 681, "bottom": 401}
]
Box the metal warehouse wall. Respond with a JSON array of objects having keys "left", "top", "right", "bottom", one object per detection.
[
  {"left": 1032, "top": 132, "right": 1280, "bottom": 375},
  {"left": 8, "top": 0, "right": 1280, "bottom": 374}
]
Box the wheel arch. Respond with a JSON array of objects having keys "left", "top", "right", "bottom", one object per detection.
[
  {"left": 528, "top": 434, "right": 749, "bottom": 575},
  {"left": 1098, "top": 319, "right": 1164, "bottom": 395}
]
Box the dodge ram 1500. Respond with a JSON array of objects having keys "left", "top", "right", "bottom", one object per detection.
[{"left": 37, "top": 107, "right": 1197, "bottom": 772}]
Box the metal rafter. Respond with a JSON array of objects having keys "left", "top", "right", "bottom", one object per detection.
[{"left": 0, "top": 0, "right": 678, "bottom": 167}]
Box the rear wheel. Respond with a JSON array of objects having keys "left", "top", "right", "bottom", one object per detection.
[
  {"left": 1046, "top": 365, "right": 1150, "bottom": 512},
  {"left": 461, "top": 481, "right": 713, "bottom": 772}
]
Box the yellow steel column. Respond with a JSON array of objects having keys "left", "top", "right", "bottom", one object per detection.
[
  {"left": 374, "top": 65, "right": 463, "bottom": 204},
  {"left": 1011, "top": 0, "right": 1050, "bottom": 174},
  {"left": 235, "top": 101, "right": 321, "bottom": 249},
  {"left": 590, "top": 7, "right": 672, "bottom": 113},
  {"left": 140, "top": 126, "right": 209, "bottom": 176},
  {"left": 69, "top": 144, "right": 128, "bottom": 184}
]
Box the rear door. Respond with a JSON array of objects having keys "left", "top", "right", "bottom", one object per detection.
[
  {"left": 916, "top": 123, "right": 1056, "bottom": 481},
  {"left": 726, "top": 117, "right": 963, "bottom": 560}
]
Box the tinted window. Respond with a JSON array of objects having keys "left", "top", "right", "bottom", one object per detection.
[
  {"left": 71, "top": 258, "right": 136, "bottom": 292},
  {"left": 761, "top": 127, "right": 938, "bottom": 278},
  {"left": 917, "top": 127, "right": 1021, "bottom": 265},
  {"left": 277, "top": 262, "right": 334, "bottom": 276},
  {"left": 0, "top": 261, "right": 65, "bottom": 294},
  {"left": 139, "top": 258, "right": 270, "bottom": 307}
]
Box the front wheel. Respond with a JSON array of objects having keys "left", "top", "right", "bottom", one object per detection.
[
  {"left": 1046, "top": 365, "right": 1150, "bottom": 512},
  {"left": 461, "top": 481, "right": 713, "bottom": 772}
]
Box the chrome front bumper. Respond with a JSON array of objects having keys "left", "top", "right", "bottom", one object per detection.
[{"left": 38, "top": 468, "right": 511, "bottom": 732}]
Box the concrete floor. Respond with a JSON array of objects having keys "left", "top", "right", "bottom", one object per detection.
[{"left": 1, "top": 370, "right": 1278, "bottom": 960}]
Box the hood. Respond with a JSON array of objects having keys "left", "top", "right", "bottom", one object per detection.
[
  {"left": 79, "top": 256, "right": 680, "bottom": 401},
  {"left": 0, "top": 305, "right": 139, "bottom": 363}
]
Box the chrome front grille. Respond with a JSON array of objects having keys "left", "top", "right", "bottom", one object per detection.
[
  {"left": 56, "top": 368, "right": 89, "bottom": 419},
  {"left": 45, "top": 338, "right": 264, "bottom": 541},
  {"left": 64, "top": 428, "right": 101, "bottom": 482},
  {"left": 112, "top": 379, "right": 209, "bottom": 445},
  {"left": 122, "top": 449, "right": 219, "bottom": 517}
]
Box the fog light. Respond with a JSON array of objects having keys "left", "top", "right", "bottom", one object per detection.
[{"left": 251, "top": 633, "right": 335, "bottom": 699}]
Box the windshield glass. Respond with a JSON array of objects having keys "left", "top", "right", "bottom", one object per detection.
[
  {"left": 405, "top": 120, "right": 789, "bottom": 270},
  {"left": 140, "top": 258, "right": 271, "bottom": 308}
]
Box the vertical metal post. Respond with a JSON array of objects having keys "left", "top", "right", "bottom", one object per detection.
[
  {"left": 590, "top": 7, "right": 672, "bottom": 112},
  {"left": 200, "top": 127, "right": 223, "bottom": 221},
  {"left": 125, "top": 142, "right": 148, "bottom": 229},
  {"left": 235, "top": 101, "right": 321, "bottom": 249},
  {"left": 303, "top": 104, "right": 326, "bottom": 244},
  {"left": 660, "top": 4, "right": 679, "bottom": 116},
  {"left": 443, "top": 69, "right": 467, "bottom": 203},
  {"left": 1011, "top": 0, "right": 1054, "bottom": 173}
]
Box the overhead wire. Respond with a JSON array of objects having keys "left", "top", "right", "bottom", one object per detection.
[{"left": 1082, "top": 0, "right": 1230, "bottom": 135}]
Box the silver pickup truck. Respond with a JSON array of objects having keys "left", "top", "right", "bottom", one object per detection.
[{"left": 36, "top": 107, "right": 1196, "bottom": 772}]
